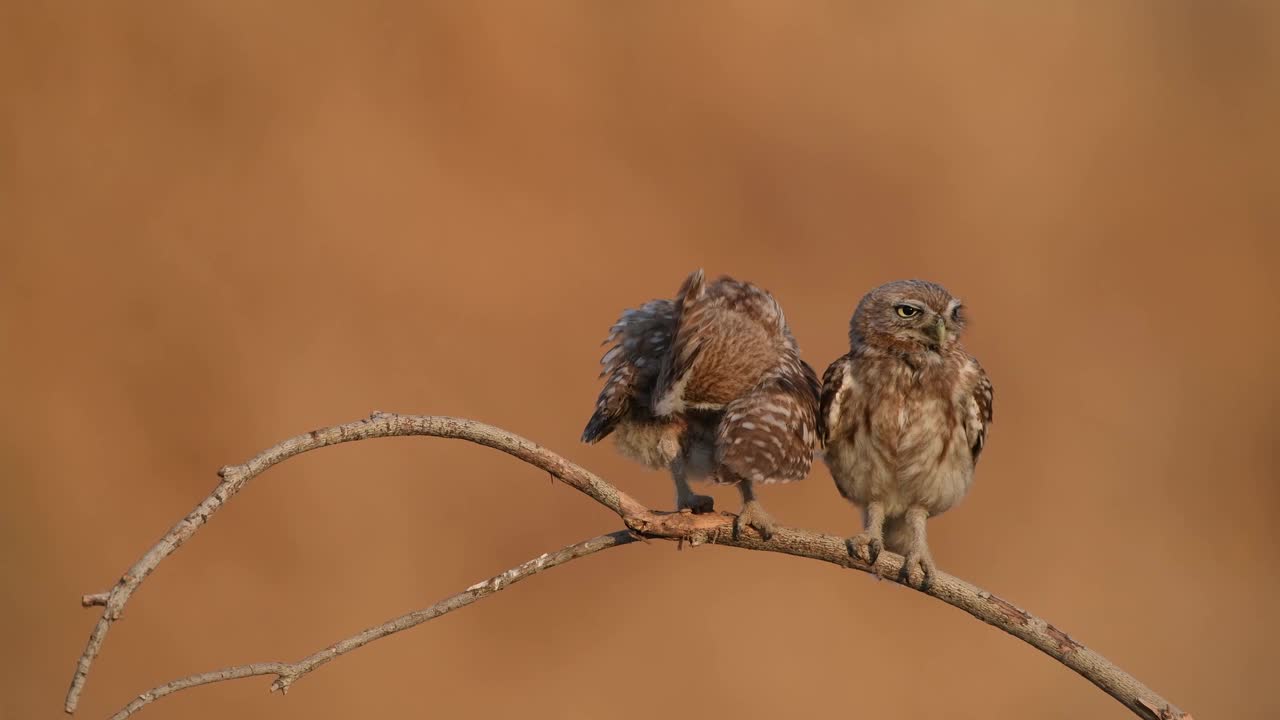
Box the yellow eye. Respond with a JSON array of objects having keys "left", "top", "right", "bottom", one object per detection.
[{"left": 895, "top": 305, "right": 920, "bottom": 318}]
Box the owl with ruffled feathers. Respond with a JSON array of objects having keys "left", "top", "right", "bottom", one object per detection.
[
  {"left": 582, "top": 269, "right": 820, "bottom": 539},
  {"left": 819, "top": 280, "right": 993, "bottom": 589}
]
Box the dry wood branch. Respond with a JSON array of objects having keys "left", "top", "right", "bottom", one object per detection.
[
  {"left": 65, "top": 412, "right": 642, "bottom": 714},
  {"left": 68, "top": 412, "right": 1190, "bottom": 720},
  {"left": 106, "top": 531, "right": 635, "bottom": 720}
]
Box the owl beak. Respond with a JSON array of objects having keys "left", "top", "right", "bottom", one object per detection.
[{"left": 933, "top": 318, "right": 948, "bottom": 346}]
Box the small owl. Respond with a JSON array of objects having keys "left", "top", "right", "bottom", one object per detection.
[
  {"left": 582, "top": 269, "right": 820, "bottom": 539},
  {"left": 819, "top": 280, "right": 993, "bottom": 589}
]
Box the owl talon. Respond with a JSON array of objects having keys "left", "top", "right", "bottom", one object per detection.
[
  {"left": 677, "top": 493, "right": 715, "bottom": 514},
  {"left": 732, "top": 501, "right": 775, "bottom": 541},
  {"left": 899, "top": 551, "right": 935, "bottom": 590},
  {"left": 845, "top": 533, "right": 882, "bottom": 566}
]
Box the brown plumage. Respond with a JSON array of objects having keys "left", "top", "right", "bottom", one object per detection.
[
  {"left": 819, "top": 280, "right": 993, "bottom": 588},
  {"left": 583, "top": 269, "right": 820, "bottom": 539}
]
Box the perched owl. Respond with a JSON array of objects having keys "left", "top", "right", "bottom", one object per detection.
[
  {"left": 819, "top": 280, "right": 993, "bottom": 589},
  {"left": 582, "top": 269, "right": 820, "bottom": 539}
]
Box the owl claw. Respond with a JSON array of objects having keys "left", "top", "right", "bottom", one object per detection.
[
  {"left": 845, "top": 533, "right": 882, "bottom": 566},
  {"left": 677, "top": 493, "right": 715, "bottom": 514},
  {"left": 732, "top": 501, "right": 775, "bottom": 541},
  {"left": 899, "top": 550, "right": 935, "bottom": 590}
]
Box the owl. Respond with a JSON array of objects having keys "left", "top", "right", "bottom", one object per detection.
[
  {"left": 582, "top": 269, "right": 820, "bottom": 540},
  {"left": 818, "top": 280, "right": 993, "bottom": 589}
]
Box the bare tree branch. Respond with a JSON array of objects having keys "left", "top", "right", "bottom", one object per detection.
[
  {"left": 106, "top": 531, "right": 636, "bottom": 720},
  {"left": 65, "top": 412, "right": 644, "bottom": 715},
  {"left": 67, "top": 412, "right": 1191, "bottom": 720}
]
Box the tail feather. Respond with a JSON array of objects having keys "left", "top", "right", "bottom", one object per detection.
[{"left": 581, "top": 411, "right": 615, "bottom": 443}]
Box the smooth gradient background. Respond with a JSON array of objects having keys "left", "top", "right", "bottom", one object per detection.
[{"left": 3, "top": 3, "right": 1277, "bottom": 719}]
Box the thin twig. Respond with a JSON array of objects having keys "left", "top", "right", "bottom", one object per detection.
[
  {"left": 106, "top": 531, "right": 635, "bottom": 720},
  {"left": 65, "top": 412, "right": 645, "bottom": 714},
  {"left": 68, "top": 412, "right": 1191, "bottom": 720}
]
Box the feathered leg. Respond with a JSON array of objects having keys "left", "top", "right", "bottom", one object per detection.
[
  {"left": 671, "top": 460, "right": 714, "bottom": 514},
  {"left": 846, "top": 500, "right": 885, "bottom": 565},
  {"left": 897, "top": 506, "right": 936, "bottom": 590},
  {"left": 732, "top": 479, "right": 776, "bottom": 541}
]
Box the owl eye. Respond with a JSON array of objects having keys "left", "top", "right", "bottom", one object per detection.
[{"left": 894, "top": 305, "right": 920, "bottom": 318}]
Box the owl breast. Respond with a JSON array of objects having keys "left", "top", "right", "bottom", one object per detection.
[{"left": 826, "top": 354, "right": 975, "bottom": 517}]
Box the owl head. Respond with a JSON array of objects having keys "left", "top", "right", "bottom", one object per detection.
[{"left": 850, "top": 279, "right": 966, "bottom": 352}]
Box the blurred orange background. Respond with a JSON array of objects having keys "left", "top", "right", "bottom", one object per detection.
[{"left": 3, "top": 3, "right": 1278, "bottom": 719}]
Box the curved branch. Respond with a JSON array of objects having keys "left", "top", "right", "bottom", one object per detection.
[
  {"left": 107, "top": 531, "right": 636, "bottom": 720},
  {"left": 65, "top": 412, "right": 646, "bottom": 714},
  {"left": 625, "top": 518, "right": 1192, "bottom": 720},
  {"left": 67, "top": 412, "right": 1190, "bottom": 720}
]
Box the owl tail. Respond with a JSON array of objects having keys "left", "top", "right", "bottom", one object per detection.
[{"left": 581, "top": 410, "right": 615, "bottom": 443}]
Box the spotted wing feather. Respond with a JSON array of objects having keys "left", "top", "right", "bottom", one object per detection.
[
  {"left": 817, "top": 353, "right": 854, "bottom": 447},
  {"left": 966, "top": 362, "right": 994, "bottom": 462},
  {"left": 715, "top": 363, "right": 820, "bottom": 484}
]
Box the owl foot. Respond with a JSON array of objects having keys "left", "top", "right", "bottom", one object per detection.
[
  {"left": 732, "top": 501, "right": 776, "bottom": 541},
  {"left": 899, "top": 550, "right": 936, "bottom": 590},
  {"left": 677, "top": 493, "right": 715, "bottom": 514},
  {"left": 845, "top": 533, "right": 883, "bottom": 566}
]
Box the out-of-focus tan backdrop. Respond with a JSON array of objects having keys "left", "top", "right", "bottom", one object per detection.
[{"left": 3, "top": 3, "right": 1278, "bottom": 719}]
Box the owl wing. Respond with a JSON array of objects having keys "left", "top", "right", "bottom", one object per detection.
[
  {"left": 817, "top": 353, "right": 854, "bottom": 447},
  {"left": 651, "top": 269, "right": 710, "bottom": 416},
  {"left": 653, "top": 269, "right": 792, "bottom": 416},
  {"left": 581, "top": 299, "right": 677, "bottom": 443},
  {"left": 714, "top": 362, "right": 820, "bottom": 484},
  {"left": 965, "top": 361, "right": 994, "bottom": 463}
]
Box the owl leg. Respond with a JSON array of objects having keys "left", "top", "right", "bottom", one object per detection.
[
  {"left": 671, "top": 462, "right": 714, "bottom": 514},
  {"left": 845, "top": 501, "right": 885, "bottom": 566},
  {"left": 897, "top": 506, "right": 936, "bottom": 590},
  {"left": 731, "top": 479, "right": 776, "bottom": 541}
]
